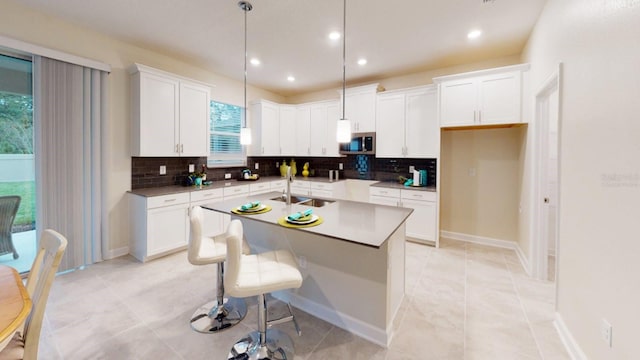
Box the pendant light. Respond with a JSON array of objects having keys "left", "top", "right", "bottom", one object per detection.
[
  {"left": 336, "top": 0, "right": 351, "bottom": 143},
  {"left": 239, "top": 1, "right": 252, "bottom": 145}
]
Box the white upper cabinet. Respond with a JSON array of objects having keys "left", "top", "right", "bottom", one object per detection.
[
  {"left": 250, "top": 100, "right": 280, "bottom": 156},
  {"left": 130, "top": 63, "right": 210, "bottom": 157},
  {"left": 295, "top": 105, "right": 311, "bottom": 156},
  {"left": 309, "top": 101, "right": 340, "bottom": 157},
  {"left": 339, "top": 84, "right": 379, "bottom": 133},
  {"left": 376, "top": 85, "right": 438, "bottom": 158},
  {"left": 435, "top": 64, "right": 530, "bottom": 128},
  {"left": 279, "top": 105, "right": 297, "bottom": 156}
]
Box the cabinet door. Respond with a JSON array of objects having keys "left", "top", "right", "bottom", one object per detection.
[
  {"left": 439, "top": 78, "right": 477, "bottom": 127},
  {"left": 401, "top": 199, "right": 436, "bottom": 242},
  {"left": 324, "top": 102, "right": 341, "bottom": 157},
  {"left": 478, "top": 71, "right": 521, "bottom": 125},
  {"left": 137, "top": 72, "right": 179, "bottom": 156},
  {"left": 261, "top": 102, "right": 281, "bottom": 156},
  {"left": 375, "top": 93, "right": 405, "bottom": 158},
  {"left": 179, "top": 81, "right": 210, "bottom": 156},
  {"left": 405, "top": 87, "right": 438, "bottom": 158},
  {"left": 295, "top": 106, "right": 311, "bottom": 156},
  {"left": 147, "top": 203, "right": 189, "bottom": 256},
  {"left": 309, "top": 105, "right": 328, "bottom": 156},
  {"left": 279, "top": 105, "right": 297, "bottom": 156}
]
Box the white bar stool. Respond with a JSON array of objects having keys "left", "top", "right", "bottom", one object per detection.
[
  {"left": 225, "top": 219, "right": 303, "bottom": 360},
  {"left": 187, "top": 206, "right": 250, "bottom": 333}
]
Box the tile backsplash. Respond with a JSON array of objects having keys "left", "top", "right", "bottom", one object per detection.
[{"left": 132, "top": 155, "right": 437, "bottom": 189}]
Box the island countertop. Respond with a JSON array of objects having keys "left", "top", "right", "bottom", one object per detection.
[{"left": 202, "top": 191, "right": 413, "bottom": 248}]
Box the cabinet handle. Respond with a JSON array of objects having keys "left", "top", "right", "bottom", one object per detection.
[
  {"left": 180, "top": 144, "right": 184, "bottom": 153},
  {"left": 262, "top": 147, "right": 265, "bottom": 154},
  {"left": 175, "top": 144, "right": 179, "bottom": 153},
  {"left": 164, "top": 198, "right": 176, "bottom": 203},
  {"left": 474, "top": 110, "right": 477, "bottom": 123},
  {"left": 479, "top": 110, "right": 482, "bottom": 123}
]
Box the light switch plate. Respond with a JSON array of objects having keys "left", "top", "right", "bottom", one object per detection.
[
  {"left": 339, "top": 163, "right": 343, "bottom": 170},
  {"left": 225, "top": 173, "right": 231, "bottom": 179},
  {"left": 159, "top": 165, "right": 166, "bottom": 175},
  {"left": 409, "top": 165, "right": 415, "bottom": 173},
  {"left": 255, "top": 162, "right": 259, "bottom": 170},
  {"left": 188, "top": 164, "right": 195, "bottom": 173}
]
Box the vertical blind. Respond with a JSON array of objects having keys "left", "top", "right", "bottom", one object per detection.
[{"left": 34, "top": 56, "right": 108, "bottom": 271}]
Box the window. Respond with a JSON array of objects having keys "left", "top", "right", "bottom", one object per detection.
[{"left": 208, "top": 100, "right": 246, "bottom": 167}]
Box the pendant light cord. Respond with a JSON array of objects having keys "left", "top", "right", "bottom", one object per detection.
[
  {"left": 341, "top": 0, "right": 346, "bottom": 120},
  {"left": 243, "top": 2, "right": 248, "bottom": 127}
]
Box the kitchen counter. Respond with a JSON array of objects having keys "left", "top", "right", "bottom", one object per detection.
[
  {"left": 128, "top": 176, "right": 345, "bottom": 197},
  {"left": 370, "top": 181, "right": 436, "bottom": 192},
  {"left": 202, "top": 191, "right": 413, "bottom": 248},
  {"left": 202, "top": 191, "right": 408, "bottom": 347}
]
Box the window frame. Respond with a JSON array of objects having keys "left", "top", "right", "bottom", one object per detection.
[{"left": 207, "top": 99, "right": 247, "bottom": 168}]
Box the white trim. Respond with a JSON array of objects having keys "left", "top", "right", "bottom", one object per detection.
[
  {"left": 272, "top": 291, "right": 391, "bottom": 348},
  {"left": 440, "top": 230, "right": 531, "bottom": 275},
  {"left": 530, "top": 63, "right": 562, "bottom": 280},
  {"left": 104, "top": 246, "right": 129, "bottom": 260},
  {"left": 440, "top": 230, "right": 517, "bottom": 250},
  {"left": 554, "top": 312, "right": 587, "bottom": 360},
  {"left": 0, "top": 34, "right": 111, "bottom": 72},
  {"left": 433, "top": 63, "right": 530, "bottom": 83}
]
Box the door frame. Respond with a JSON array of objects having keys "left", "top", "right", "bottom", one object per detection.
[{"left": 531, "top": 63, "right": 563, "bottom": 281}]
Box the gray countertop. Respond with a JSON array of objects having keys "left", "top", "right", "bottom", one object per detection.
[
  {"left": 201, "top": 191, "right": 413, "bottom": 249},
  {"left": 129, "top": 176, "right": 347, "bottom": 197},
  {"left": 370, "top": 181, "right": 436, "bottom": 192}
]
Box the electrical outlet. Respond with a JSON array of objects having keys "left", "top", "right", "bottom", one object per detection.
[
  {"left": 255, "top": 162, "right": 259, "bottom": 170},
  {"left": 601, "top": 319, "right": 612, "bottom": 347},
  {"left": 188, "top": 164, "right": 195, "bottom": 173},
  {"left": 159, "top": 165, "right": 166, "bottom": 175},
  {"left": 339, "top": 163, "right": 343, "bottom": 170},
  {"left": 225, "top": 173, "right": 231, "bottom": 179},
  {"left": 468, "top": 167, "right": 476, "bottom": 177},
  {"left": 276, "top": 162, "right": 279, "bottom": 168},
  {"left": 409, "top": 165, "right": 415, "bottom": 173},
  {"left": 298, "top": 256, "right": 307, "bottom": 269}
]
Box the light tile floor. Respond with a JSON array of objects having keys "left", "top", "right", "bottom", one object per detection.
[{"left": 38, "top": 239, "right": 570, "bottom": 359}]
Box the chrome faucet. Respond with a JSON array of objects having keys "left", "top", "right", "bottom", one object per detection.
[{"left": 285, "top": 165, "right": 293, "bottom": 205}]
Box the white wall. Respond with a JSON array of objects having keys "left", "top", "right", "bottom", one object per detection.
[
  {"left": 0, "top": 1, "right": 284, "bottom": 256},
  {"left": 523, "top": 0, "right": 640, "bottom": 358}
]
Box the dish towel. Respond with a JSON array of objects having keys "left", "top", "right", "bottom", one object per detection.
[
  {"left": 287, "top": 208, "right": 313, "bottom": 221},
  {"left": 240, "top": 201, "right": 261, "bottom": 210}
]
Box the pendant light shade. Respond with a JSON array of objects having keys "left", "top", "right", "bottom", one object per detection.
[
  {"left": 336, "top": 0, "right": 351, "bottom": 143},
  {"left": 239, "top": 1, "right": 252, "bottom": 145}
]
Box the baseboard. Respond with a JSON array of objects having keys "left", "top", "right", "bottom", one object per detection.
[
  {"left": 272, "top": 291, "right": 390, "bottom": 348},
  {"left": 554, "top": 312, "right": 587, "bottom": 360},
  {"left": 440, "top": 230, "right": 531, "bottom": 275},
  {"left": 104, "top": 246, "right": 129, "bottom": 260}
]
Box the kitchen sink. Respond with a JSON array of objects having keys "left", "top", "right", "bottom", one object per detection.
[
  {"left": 269, "top": 195, "right": 335, "bottom": 207},
  {"left": 270, "top": 195, "right": 310, "bottom": 203},
  {"left": 298, "top": 198, "right": 335, "bottom": 208}
]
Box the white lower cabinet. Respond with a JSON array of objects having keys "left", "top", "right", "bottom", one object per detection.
[
  {"left": 190, "top": 188, "right": 224, "bottom": 238},
  {"left": 369, "top": 186, "right": 438, "bottom": 245},
  {"left": 130, "top": 192, "right": 190, "bottom": 262}
]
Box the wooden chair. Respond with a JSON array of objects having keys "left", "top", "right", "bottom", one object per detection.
[
  {"left": 0, "top": 196, "right": 21, "bottom": 259},
  {"left": 0, "top": 229, "right": 67, "bottom": 360}
]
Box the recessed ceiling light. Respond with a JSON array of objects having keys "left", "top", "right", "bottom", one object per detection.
[
  {"left": 329, "top": 31, "right": 341, "bottom": 40},
  {"left": 467, "top": 29, "right": 482, "bottom": 39},
  {"left": 250, "top": 58, "right": 261, "bottom": 66},
  {"left": 357, "top": 58, "right": 367, "bottom": 66},
  {"left": 287, "top": 76, "right": 295, "bottom": 82}
]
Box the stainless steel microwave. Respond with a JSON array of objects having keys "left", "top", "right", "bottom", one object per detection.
[{"left": 339, "top": 132, "right": 375, "bottom": 155}]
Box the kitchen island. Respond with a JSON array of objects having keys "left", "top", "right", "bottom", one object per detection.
[{"left": 203, "top": 191, "right": 412, "bottom": 347}]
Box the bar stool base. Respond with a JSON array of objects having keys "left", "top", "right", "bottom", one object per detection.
[
  {"left": 190, "top": 297, "right": 247, "bottom": 333},
  {"left": 227, "top": 329, "right": 294, "bottom": 360}
]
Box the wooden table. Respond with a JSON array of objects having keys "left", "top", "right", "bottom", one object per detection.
[{"left": 0, "top": 265, "right": 31, "bottom": 351}]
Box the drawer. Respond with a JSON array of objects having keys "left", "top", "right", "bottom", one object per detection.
[
  {"left": 147, "top": 192, "right": 190, "bottom": 209},
  {"left": 190, "top": 188, "right": 223, "bottom": 202},
  {"left": 401, "top": 190, "right": 436, "bottom": 202},
  {"left": 310, "top": 182, "right": 333, "bottom": 191},
  {"left": 224, "top": 184, "right": 250, "bottom": 197},
  {"left": 369, "top": 187, "right": 400, "bottom": 198},
  {"left": 270, "top": 180, "right": 286, "bottom": 188},
  {"left": 249, "top": 182, "right": 270, "bottom": 193}
]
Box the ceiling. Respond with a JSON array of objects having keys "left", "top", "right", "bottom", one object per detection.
[{"left": 16, "top": 0, "right": 547, "bottom": 97}]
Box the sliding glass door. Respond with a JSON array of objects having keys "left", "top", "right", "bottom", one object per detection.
[{"left": 0, "top": 52, "right": 36, "bottom": 273}]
